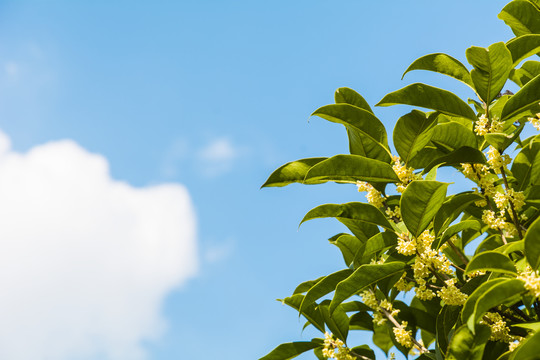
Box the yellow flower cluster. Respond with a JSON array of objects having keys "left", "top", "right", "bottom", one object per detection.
[
  {"left": 395, "top": 274, "right": 414, "bottom": 292},
  {"left": 482, "top": 209, "right": 507, "bottom": 230},
  {"left": 509, "top": 338, "right": 523, "bottom": 352},
  {"left": 356, "top": 181, "right": 385, "bottom": 208},
  {"left": 518, "top": 267, "right": 540, "bottom": 298},
  {"left": 487, "top": 146, "right": 511, "bottom": 174},
  {"left": 392, "top": 156, "right": 419, "bottom": 193},
  {"left": 474, "top": 114, "right": 504, "bottom": 135},
  {"left": 396, "top": 231, "right": 455, "bottom": 300},
  {"left": 360, "top": 290, "right": 399, "bottom": 326},
  {"left": 461, "top": 163, "right": 497, "bottom": 199},
  {"left": 385, "top": 206, "right": 401, "bottom": 220},
  {"left": 481, "top": 312, "right": 513, "bottom": 342},
  {"left": 392, "top": 321, "right": 413, "bottom": 348},
  {"left": 322, "top": 332, "right": 354, "bottom": 360},
  {"left": 493, "top": 189, "right": 525, "bottom": 211},
  {"left": 528, "top": 108, "right": 540, "bottom": 130},
  {"left": 437, "top": 278, "right": 468, "bottom": 306}
]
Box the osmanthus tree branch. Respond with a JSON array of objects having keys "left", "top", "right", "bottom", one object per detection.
[
  {"left": 446, "top": 238, "right": 469, "bottom": 266},
  {"left": 378, "top": 307, "right": 428, "bottom": 353},
  {"left": 499, "top": 166, "right": 524, "bottom": 239}
]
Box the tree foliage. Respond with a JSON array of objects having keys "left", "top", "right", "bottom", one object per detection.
[{"left": 261, "top": 1, "right": 540, "bottom": 359}]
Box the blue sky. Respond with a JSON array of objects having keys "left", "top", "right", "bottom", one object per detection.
[{"left": 0, "top": 1, "right": 516, "bottom": 359}]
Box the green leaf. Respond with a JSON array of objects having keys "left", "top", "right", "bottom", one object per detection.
[
  {"left": 501, "top": 74, "right": 540, "bottom": 120},
  {"left": 356, "top": 231, "right": 398, "bottom": 264},
  {"left": 372, "top": 323, "right": 394, "bottom": 355},
  {"left": 304, "top": 154, "right": 399, "bottom": 184},
  {"left": 400, "top": 180, "right": 449, "bottom": 237},
  {"left": 330, "top": 262, "right": 406, "bottom": 313},
  {"left": 319, "top": 302, "right": 349, "bottom": 342},
  {"left": 506, "top": 34, "right": 540, "bottom": 65},
  {"left": 510, "top": 331, "right": 540, "bottom": 360},
  {"left": 329, "top": 234, "right": 361, "bottom": 267},
  {"left": 436, "top": 220, "right": 482, "bottom": 249},
  {"left": 512, "top": 321, "right": 540, "bottom": 332},
  {"left": 499, "top": 0, "right": 540, "bottom": 37},
  {"left": 437, "top": 305, "right": 461, "bottom": 355},
  {"left": 300, "top": 269, "right": 353, "bottom": 314},
  {"left": 294, "top": 276, "right": 325, "bottom": 294},
  {"left": 334, "top": 87, "right": 373, "bottom": 114},
  {"left": 484, "top": 122, "right": 526, "bottom": 152},
  {"left": 512, "top": 141, "right": 540, "bottom": 191},
  {"left": 350, "top": 345, "right": 376, "bottom": 360},
  {"left": 311, "top": 104, "right": 391, "bottom": 162},
  {"left": 376, "top": 83, "right": 477, "bottom": 121},
  {"left": 261, "top": 157, "right": 327, "bottom": 187},
  {"left": 423, "top": 146, "right": 487, "bottom": 174},
  {"left": 393, "top": 110, "right": 438, "bottom": 164},
  {"left": 260, "top": 341, "right": 322, "bottom": 360},
  {"left": 349, "top": 311, "right": 374, "bottom": 331},
  {"left": 461, "top": 278, "right": 507, "bottom": 324},
  {"left": 402, "top": 53, "right": 474, "bottom": 87},
  {"left": 300, "top": 203, "right": 393, "bottom": 240},
  {"left": 464, "top": 251, "right": 517, "bottom": 276},
  {"left": 465, "top": 43, "right": 513, "bottom": 104},
  {"left": 510, "top": 60, "right": 540, "bottom": 86},
  {"left": 279, "top": 295, "right": 326, "bottom": 333},
  {"left": 525, "top": 216, "right": 540, "bottom": 270},
  {"left": 446, "top": 324, "right": 491, "bottom": 360},
  {"left": 464, "top": 279, "right": 525, "bottom": 330},
  {"left": 433, "top": 193, "right": 484, "bottom": 235},
  {"left": 430, "top": 122, "right": 477, "bottom": 152}
]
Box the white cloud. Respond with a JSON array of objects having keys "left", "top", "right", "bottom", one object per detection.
[
  {"left": 0, "top": 131, "right": 198, "bottom": 360},
  {"left": 197, "top": 138, "right": 241, "bottom": 176}
]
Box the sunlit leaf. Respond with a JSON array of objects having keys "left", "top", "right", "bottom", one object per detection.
[
  {"left": 464, "top": 251, "right": 517, "bottom": 275},
  {"left": 402, "top": 53, "right": 473, "bottom": 87},
  {"left": 261, "top": 157, "right": 327, "bottom": 187}
]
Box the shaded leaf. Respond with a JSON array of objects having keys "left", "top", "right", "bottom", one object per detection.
[
  {"left": 424, "top": 146, "right": 487, "bottom": 174},
  {"left": 509, "top": 330, "right": 540, "bottom": 360},
  {"left": 507, "top": 34, "right": 540, "bottom": 66},
  {"left": 437, "top": 305, "right": 461, "bottom": 356},
  {"left": 329, "top": 234, "right": 362, "bottom": 267},
  {"left": 447, "top": 324, "right": 491, "bottom": 360},
  {"left": 434, "top": 193, "right": 485, "bottom": 235},
  {"left": 525, "top": 216, "right": 540, "bottom": 270},
  {"left": 512, "top": 141, "right": 540, "bottom": 191},
  {"left": 319, "top": 302, "right": 349, "bottom": 342},
  {"left": 300, "top": 269, "right": 353, "bottom": 314},
  {"left": 430, "top": 122, "right": 477, "bottom": 152},
  {"left": 279, "top": 295, "right": 326, "bottom": 333}
]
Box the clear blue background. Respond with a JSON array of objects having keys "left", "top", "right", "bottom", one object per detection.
[{"left": 0, "top": 1, "right": 515, "bottom": 359}]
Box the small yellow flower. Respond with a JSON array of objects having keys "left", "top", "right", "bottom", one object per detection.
[
  {"left": 393, "top": 321, "right": 413, "bottom": 348},
  {"left": 437, "top": 278, "right": 468, "bottom": 305},
  {"left": 518, "top": 267, "right": 540, "bottom": 298}
]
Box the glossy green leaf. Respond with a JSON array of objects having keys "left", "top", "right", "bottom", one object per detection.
[
  {"left": 408, "top": 147, "right": 447, "bottom": 169},
  {"left": 501, "top": 74, "right": 540, "bottom": 120},
  {"left": 372, "top": 323, "right": 394, "bottom": 355},
  {"left": 466, "top": 279, "right": 525, "bottom": 330},
  {"left": 509, "top": 331, "right": 540, "bottom": 360},
  {"left": 402, "top": 53, "right": 474, "bottom": 87},
  {"left": 436, "top": 220, "right": 482, "bottom": 249},
  {"left": 350, "top": 345, "right": 376, "bottom": 360},
  {"left": 304, "top": 154, "right": 399, "bottom": 184},
  {"left": 356, "top": 231, "right": 397, "bottom": 264},
  {"left": 506, "top": 34, "right": 540, "bottom": 65},
  {"left": 512, "top": 141, "right": 540, "bottom": 191},
  {"left": 393, "top": 110, "right": 438, "bottom": 164},
  {"left": 376, "top": 83, "right": 477, "bottom": 121},
  {"left": 423, "top": 146, "right": 487, "bottom": 173},
  {"left": 464, "top": 251, "right": 517, "bottom": 275},
  {"left": 260, "top": 341, "right": 322, "bottom": 360},
  {"left": 525, "top": 216, "right": 540, "bottom": 270},
  {"left": 447, "top": 324, "right": 491, "bottom": 360},
  {"left": 330, "top": 262, "right": 406, "bottom": 313},
  {"left": 437, "top": 305, "right": 461, "bottom": 355},
  {"left": 400, "top": 180, "right": 449, "bottom": 237},
  {"left": 334, "top": 87, "right": 373, "bottom": 114},
  {"left": 294, "top": 276, "right": 325, "bottom": 294},
  {"left": 329, "top": 234, "right": 361, "bottom": 267},
  {"left": 430, "top": 122, "right": 477, "bottom": 152},
  {"left": 261, "top": 157, "right": 327, "bottom": 187},
  {"left": 319, "top": 302, "right": 349, "bottom": 342},
  {"left": 433, "top": 193, "right": 484, "bottom": 235},
  {"left": 465, "top": 43, "right": 513, "bottom": 104},
  {"left": 301, "top": 202, "right": 393, "bottom": 234},
  {"left": 510, "top": 60, "right": 540, "bottom": 86},
  {"left": 311, "top": 104, "right": 391, "bottom": 162},
  {"left": 461, "top": 278, "right": 507, "bottom": 324},
  {"left": 299, "top": 269, "right": 353, "bottom": 314},
  {"left": 279, "top": 295, "right": 326, "bottom": 333},
  {"left": 349, "top": 312, "right": 374, "bottom": 331},
  {"left": 484, "top": 122, "right": 526, "bottom": 152},
  {"left": 498, "top": 239, "right": 524, "bottom": 255},
  {"left": 499, "top": 0, "right": 540, "bottom": 37},
  {"left": 512, "top": 321, "right": 540, "bottom": 332}
]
